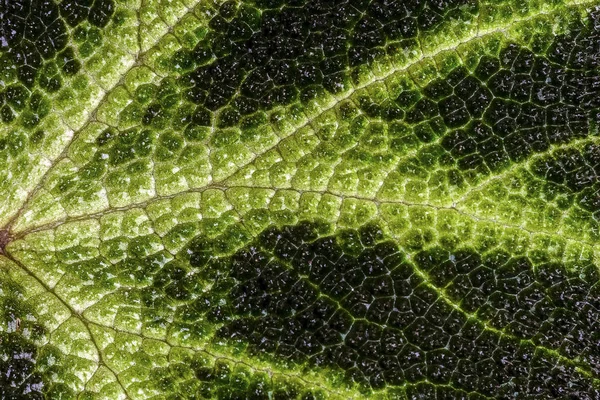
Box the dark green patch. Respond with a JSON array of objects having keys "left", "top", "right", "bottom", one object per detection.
[
  {"left": 531, "top": 143, "right": 600, "bottom": 216},
  {"left": 177, "top": 0, "right": 478, "bottom": 120},
  {"left": 0, "top": 273, "right": 68, "bottom": 398},
  {"left": 161, "top": 222, "right": 600, "bottom": 397},
  {"left": 59, "top": 0, "right": 115, "bottom": 28},
  {"left": 1, "top": 0, "right": 115, "bottom": 134},
  {"left": 419, "top": 11, "right": 600, "bottom": 174}
]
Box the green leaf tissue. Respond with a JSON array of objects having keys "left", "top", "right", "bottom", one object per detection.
[{"left": 0, "top": 0, "right": 599, "bottom": 398}]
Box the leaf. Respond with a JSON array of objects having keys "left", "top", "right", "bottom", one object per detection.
[{"left": 0, "top": 0, "right": 599, "bottom": 398}]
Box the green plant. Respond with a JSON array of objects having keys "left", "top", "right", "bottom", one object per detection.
[{"left": 0, "top": 0, "right": 599, "bottom": 398}]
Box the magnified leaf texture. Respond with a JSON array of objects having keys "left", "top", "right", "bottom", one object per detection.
[{"left": 0, "top": 0, "right": 599, "bottom": 398}]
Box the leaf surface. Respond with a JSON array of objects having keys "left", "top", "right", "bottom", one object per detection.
[{"left": 0, "top": 0, "right": 599, "bottom": 398}]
